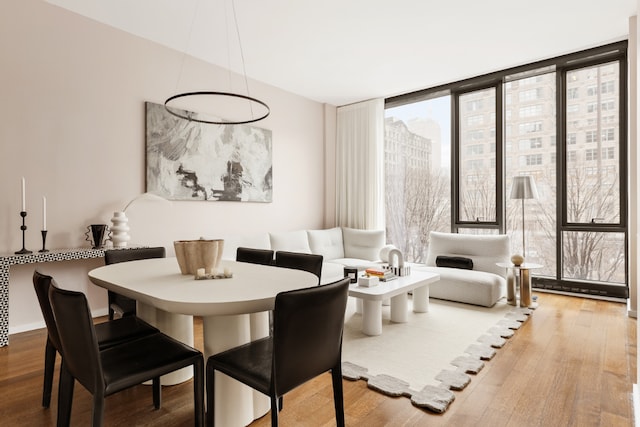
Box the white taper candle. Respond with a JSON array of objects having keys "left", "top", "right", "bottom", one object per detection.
[
  {"left": 21, "top": 177, "right": 25, "bottom": 211},
  {"left": 43, "top": 196, "right": 47, "bottom": 230}
]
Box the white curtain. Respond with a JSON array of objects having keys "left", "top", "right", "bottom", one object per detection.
[{"left": 335, "top": 98, "right": 385, "bottom": 230}]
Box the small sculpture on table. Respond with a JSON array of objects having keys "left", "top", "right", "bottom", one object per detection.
[{"left": 384, "top": 249, "right": 411, "bottom": 277}]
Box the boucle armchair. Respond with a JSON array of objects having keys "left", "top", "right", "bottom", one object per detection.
[{"left": 416, "top": 231, "right": 510, "bottom": 307}]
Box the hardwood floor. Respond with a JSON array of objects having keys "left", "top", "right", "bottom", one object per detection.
[{"left": 0, "top": 292, "right": 635, "bottom": 426}]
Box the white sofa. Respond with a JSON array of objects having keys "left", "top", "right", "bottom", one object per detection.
[
  {"left": 415, "top": 231, "right": 511, "bottom": 307},
  {"left": 220, "top": 227, "right": 387, "bottom": 284}
]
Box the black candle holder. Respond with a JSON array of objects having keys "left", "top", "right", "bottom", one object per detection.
[
  {"left": 15, "top": 211, "right": 32, "bottom": 255},
  {"left": 39, "top": 230, "right": 49, "bottom": 253}
]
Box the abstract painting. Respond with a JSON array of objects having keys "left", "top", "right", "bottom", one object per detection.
[{"left": 145, "top": 101, "right": 273, "bottom": 202}]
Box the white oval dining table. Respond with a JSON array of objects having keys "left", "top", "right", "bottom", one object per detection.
[{"left": 89, "top": 257, "right": 318, "bottom": 427}]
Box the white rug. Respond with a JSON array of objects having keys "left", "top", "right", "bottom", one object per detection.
[{"left": 341, "top": 296, "right": 533, "bottom": 412}]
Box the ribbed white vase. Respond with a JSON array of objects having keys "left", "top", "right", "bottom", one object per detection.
[{"left": 110, "top": 211, "right": 131, "bottom": 248}]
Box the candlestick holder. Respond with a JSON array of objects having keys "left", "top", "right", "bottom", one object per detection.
[
  {"left": 39, "top": 230, "right": 49, "bottom": 253},
  {"left": 15, "top": 211, "right": 32, "bottom": 255}
]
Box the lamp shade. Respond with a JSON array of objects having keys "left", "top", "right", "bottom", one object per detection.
[{"left": 510, "top": 176, "right": 539, "bottom": 200}]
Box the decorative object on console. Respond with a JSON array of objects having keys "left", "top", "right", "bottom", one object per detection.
[
  {"left": 174, "top": 238, "right": 225, "bottom": 276},
  {"left": 510, "top": 175, "right": 539, "bottom": 258},
  {"left": 39, "top": 230, "right": 48, "bottom": 253},
  {"left": 15, "top": 177, "right": 33, "bottom": 254},
  {"left": 435, "top": 256, "right": 474, "bottom": 270},
  {"left": 15, "top": 211, "right": 32, "bottom": 255},
  {"left": 510, "top": 254, "right": 524, "bottom": 267},
  {"left": 384, "top": 248, "right": 411, "bottom": 277},
  {"left": 85, "top": 224, "right": 109, "bottom": 249},
  {"left": 109, "top": 211, "right": 130, "bottom": 248},
  {"left": 146, "top": 102, "right": 273, "bottom": 203}
]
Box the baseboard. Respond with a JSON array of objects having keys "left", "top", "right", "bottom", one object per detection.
[
  {"left": 9, "top": 320, "right": 46, "bottom": 335},
  {"left": 534, "top": 288, "right": 626, "bottom": 303},
  {"left": 9, "top": 308, "right": 109, "bottom": 336},
  {"left": 634, "top": 384, "right": 639, "bottom": 427}
]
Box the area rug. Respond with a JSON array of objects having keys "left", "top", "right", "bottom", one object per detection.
[{"left": 341, "top": 296, "right": 534, "bottom": 413}]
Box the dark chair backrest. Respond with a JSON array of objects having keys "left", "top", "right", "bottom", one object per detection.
[
  {"left": 272, "top": 278, "right": 349, "bottom": 396},
  {"left": 33, "top": 271, "right": 61, "bottom": 351},
  {"left": 104, "top": 246, "right": 166, "bottom": 264},
  {"left": 274, "top": 251, "right": 323, "bottom": 284},
  {"left": 236, "top": 247, "right": 274, "bottom": 266},
  {"left": 48, "top": 285, "right": 104, "bottom": 395}
]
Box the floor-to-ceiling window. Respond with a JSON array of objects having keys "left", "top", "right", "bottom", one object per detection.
[
  {"left": 384, "top": 41, "right": 628, "bottom": 298},
  {"left": 384, "top": 96, "right": 451, "bottom": 263},
  {"left": 504, "top": 72, "right": 557, "bottom": 278}
]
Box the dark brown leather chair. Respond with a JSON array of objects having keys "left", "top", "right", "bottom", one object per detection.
[
  {"left": 32, "top": 270, "right": 158, "bottom": 408},
  {"left": 49, "top": 284, "right": 204, "bottom": 427},
  {"left": 104, "top": 247, "right": 166, "bottom": 319},
  {"left": 236, "top": 247, "right": 274, "bottom": 265},
  {"left": 274, "top": 251, "right": 323, "bottom": 285},
  {"left": 205, "top": 278, "right": 349, "bottom": 427}
]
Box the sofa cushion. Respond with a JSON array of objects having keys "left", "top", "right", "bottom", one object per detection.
[
  {"left": 307, "top": 227, "right": 345, "bottom": 260},
  {"left": 320, "top": 262, "right": 348, "bottom": 285},
  {"left": 417, "top": 266, "right": 505, "bottom": 307},
  {"left": 342, "top": 227, "right": 385, "bottom": 261},
  {"left": 269, "top": 230, "right": 312, "bottom": 254},
  {"left": 436, "top": 255, "right": 473, "bottom": 270}
]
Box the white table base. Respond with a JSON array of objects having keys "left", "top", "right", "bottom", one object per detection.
[
  {"left": 356, "top": 284, "right": 431, "bottom": 336},
  {"left": 137, "top": 303, "right": 194, "bottom": 385},
  {"left": 203, "top": 311, "right": 271, "bottom": 427}
]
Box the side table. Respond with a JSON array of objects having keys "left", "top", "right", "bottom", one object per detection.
[{"left": 496, "top": 262, "right": 542, "bottom": 308}]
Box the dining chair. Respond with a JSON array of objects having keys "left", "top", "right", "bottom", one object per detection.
[
  {"left": 236, "top": 247, "right": 274, "bottom": 265},
  {"left": 205, "top": 278, "right": 350, "bottom": 427},
  {"left": 49, "top": 284, "right": 204, "bottom": 427},
  {"left": 32, "top": 270, "right": 159, "bottom": 409},
  {"left": 274, "top": 251, "right": 323, "bottom": 285},
  {"left": 104, "top": 246, "right": 166, "bottom": 319}
]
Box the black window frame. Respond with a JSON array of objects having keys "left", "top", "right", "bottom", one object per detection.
[{"left": 385, "top": 40, "right": 628, "bottom": 299}]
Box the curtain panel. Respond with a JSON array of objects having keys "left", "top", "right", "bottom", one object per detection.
[{"left": 335, "top": 98, "right": 385, "bottom": 230}]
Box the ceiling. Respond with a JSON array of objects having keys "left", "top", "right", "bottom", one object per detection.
[{"left": 46, "top": 0, "right": 637, "bottom": 107}]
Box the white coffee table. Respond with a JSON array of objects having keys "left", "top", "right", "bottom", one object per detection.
[{"left": 348, "top": 270, "right": 440, "bottom": 336}]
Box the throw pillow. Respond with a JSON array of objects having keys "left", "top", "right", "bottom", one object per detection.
[{"left": 436, "top": 255, "right": 473, "bottom": 270}]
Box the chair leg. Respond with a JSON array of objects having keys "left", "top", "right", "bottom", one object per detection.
[
  {"left": 42, "top": 338, "right": 57, "bottom": 408},
  {"left": 331, "top": 367, "right": 345, "bottom": 427},
  {"left": 92, "top": 393, "right": 106, "bottom": 427},
  {"left": 278, "top": 396, "right": 283, "bottom": 411},
  {"left": 193, "top": 357, "right": 204, "bottom": 427},
  {"left": 57, "top": 363, "right": 75, "bottom": 427},
  {"left": 152, "top": 377, "right": 161, "bottom": 409},
  {"left": 206, "top": 364, "right": 215, "bottom": 427},
  {"left": 270, "top": 396, "right": 279, "bottom": 427}
]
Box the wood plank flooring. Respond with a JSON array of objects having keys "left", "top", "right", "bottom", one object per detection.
[{"left": 0, "top": 292, "right": 635, "bottom": 426}]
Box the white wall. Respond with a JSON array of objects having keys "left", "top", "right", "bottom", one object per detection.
[{"left": 1, "top": 0, "right": 336, "bottom": 333}]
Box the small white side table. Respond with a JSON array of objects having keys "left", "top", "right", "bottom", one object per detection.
[{"left": 496, "top": 262, "right": 542, "bottom": 308}]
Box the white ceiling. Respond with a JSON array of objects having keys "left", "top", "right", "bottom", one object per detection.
[{"left": 46, "top": 0, "right": 637, "bottom": 106}]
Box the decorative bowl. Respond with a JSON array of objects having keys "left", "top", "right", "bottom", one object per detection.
[{"left": 174, "top": 239, "right": 224, "bottom": 275}]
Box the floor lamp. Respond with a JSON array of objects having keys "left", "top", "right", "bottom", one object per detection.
[{"left": 510, "top": 176, "right": 539, "bottom": 258}]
